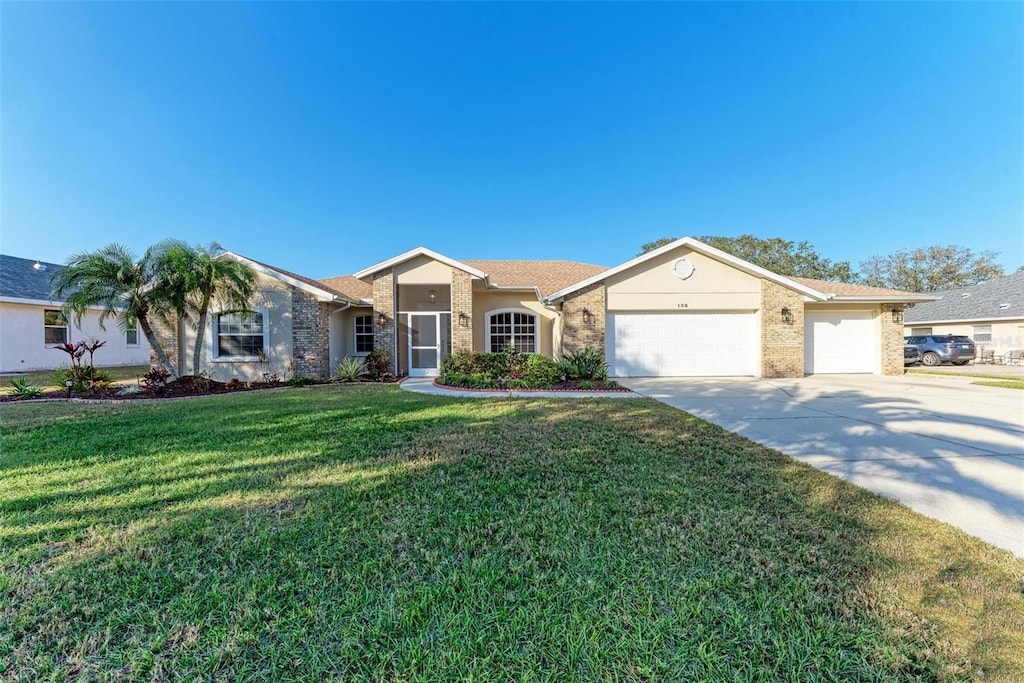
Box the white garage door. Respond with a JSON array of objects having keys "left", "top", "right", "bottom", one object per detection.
[
  {"left": 804, "top": 310, "right": 877, "bottom": 374},
  {"left": 606, "top": 312, "right": 757, "bottom": 377}
]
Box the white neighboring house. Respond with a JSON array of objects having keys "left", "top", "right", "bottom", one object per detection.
[{"left": 0, "top": 254, "right": 152, "bottom": 373}]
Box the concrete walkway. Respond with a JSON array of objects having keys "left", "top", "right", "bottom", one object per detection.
[
  {"left": 621, "top": 374, "right": 1024, "bottom": 558},
  {"left": 399, "top": 377, "right": 639, "bottom": 399}
]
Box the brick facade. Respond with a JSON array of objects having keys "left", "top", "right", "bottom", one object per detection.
[
  {"left": 451, "top": 267, "right": 474, "bottom": 354},
  {"left": 372, "top": 269, "right": 397, "bottom": 374},
  {"left": 880, "top": 304, "right": 905, "bottom": 376},
  {"left": 148, "top": 317, "right": 181, "bottom": 376},
  {"left": 760, "top": 279, "right": 804, "bottom": 378},
  {"left": 292, "top": 289, "right": 331, "bottom": 378},
  {"left": 561, "top": 281, "right": 606, "bottom": 355}
]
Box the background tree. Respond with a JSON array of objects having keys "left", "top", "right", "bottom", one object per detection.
[
  {"left": 156, "top": 242, "right": 257, "bottom": 376},
  {"left": 858, "top": 245, "right": 1005, "bottom": 292},
  {"left": 51, "top": 243, "right": 179, "bottom": 377},
  {"left": 638, "top": 234, "right": 857, "bottom": 281}
]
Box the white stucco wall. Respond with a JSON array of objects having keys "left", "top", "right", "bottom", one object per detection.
[
  {"left": 0, "top": 301, "right": 151, "bottom": 373},
  {"left": 179, "top": 274, "right": 296, "bottom": 382}
]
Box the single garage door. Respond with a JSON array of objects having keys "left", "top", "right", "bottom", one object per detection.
[
  {"left": 804, "top": 310, "right": 877, "bottom": 374},
  {"left": 606, "top": 312, "right": 757, "bottom": 377}
]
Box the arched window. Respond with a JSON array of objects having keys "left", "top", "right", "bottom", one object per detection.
[
  {"left": 217, "top": 311, "right": 265, "bottom": 358},
  {"left": 353, "top": 314, "right": 374, "bottom": 354},
  {"left": 486, "top": 309, "right": 538, "bottom": 353}
]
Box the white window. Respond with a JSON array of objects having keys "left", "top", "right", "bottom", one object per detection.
[
  {"left": 354, "top": 314, "right": 374, "bottom": 355},
  {"left": 910, "top": 327, "right": 932, "bottom": 336},
  {"left": 972, "top": 325, "right": 992, "bottom": 343},
  {"left": 44, "top": 309, "right": 68, "bottom": 345},
  {"left": 216, "top": 311, "right": 265, "bottom": 358},
  {"left": 486, "top": 310, "right": 537, "bottom": 353},
  {"left": 126, "top": 322, "right": 139, "bottom": 347}
]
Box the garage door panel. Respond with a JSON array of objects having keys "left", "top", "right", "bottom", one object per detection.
[
  {"left": 607, "top": 312, "right": 756, "bottom": 377},
  {"left": 804, "top": 311, "right": 876, "bottom": 374}
]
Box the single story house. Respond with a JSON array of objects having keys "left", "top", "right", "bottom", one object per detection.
[
  {"left": 166, "top": 237, "right": 932, "bottom": 381},
  {"left": 903, "top": 271, "right": 1024, "bottom": 359},
  {"left": 0, "top": 254, "right": 152, "bottom": 373}
]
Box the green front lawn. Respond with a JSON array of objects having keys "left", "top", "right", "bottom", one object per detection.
[{"left": 2, "top": 387, "right": 1022, "bottom": 681}]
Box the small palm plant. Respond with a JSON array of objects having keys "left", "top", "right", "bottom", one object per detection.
[
  {"left": 8, "top": 377, "right": 44, "bottom": 399},
  {"left": 334, "top": 357, "right": 368, "bottom": 382}
]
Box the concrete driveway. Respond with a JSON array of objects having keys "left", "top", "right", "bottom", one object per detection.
[{"left": 620, "top": 374, "right": 1024, "bottom": 558}]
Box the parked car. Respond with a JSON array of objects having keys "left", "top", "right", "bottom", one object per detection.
[
  {"left": 903, "top": 344, "right": 921, "bottom": 366},
  {"left": 903, "top": 335, "right": 976, "bottom": 366}
]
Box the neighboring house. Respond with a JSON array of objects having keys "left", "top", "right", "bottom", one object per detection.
[
  {"left": 0, "top": 255, "right": 152, "bottom": 373},
  {"left": 903, "top": 271, "right": 1024, "bottom": 358},
  {"left": 177, "top": 237, "right": 931, "bottom": 381}
]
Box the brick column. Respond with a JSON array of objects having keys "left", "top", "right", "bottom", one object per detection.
[
  {"left": 880, "top": 304, "right": 905, "bottom": 376},
  {"left": 561, "top": 281, "right": 606, "bottom": 356},
  {"left": 760, "top": 280, "right": 804, "bottom": 378},
  {"left": 451, "top": 267, "right": 474, "bottom": 353},
  {"left": 372, "top": 269, "right": 397, "bottom": 374},
  {"left": 291, "top": 290, "right": 330, "bottom": 378}
]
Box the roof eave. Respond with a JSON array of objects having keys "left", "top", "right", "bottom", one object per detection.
[
  {"left": 352, "top": 246, "right": 489, "bottom": 281},
  {"left": 224, "top": 252, "right": 356, "bottom": 304}
]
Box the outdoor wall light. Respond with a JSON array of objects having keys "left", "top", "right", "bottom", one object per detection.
[
  {"left": 428, "top": 288, "right": 437, "bottom": 304},
  {"left": 582, "top": 307, "right": 593, "bottom": 326},
  {"left": 376, "top": 312, "right": 388, "bottom": 327},
  {"left": 458, "top": 312, "right": 470, "bottom": 327},
  {"left": 64, "top": 379, "right": 73, "bottom": 398},
  {"left": 781, "top": 307, "right": 794, "bottom": 325},
  {"left": 891, "top": 308, "right": 903, "bottom": 324}
]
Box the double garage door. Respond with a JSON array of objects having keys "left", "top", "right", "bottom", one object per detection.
[{"left": 606, "top": 312, "right": 757, "bottom": 377}]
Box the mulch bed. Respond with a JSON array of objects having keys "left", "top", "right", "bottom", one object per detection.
[
  {"left": 434, "top": 379, "right": 631, "bottom": 392},
  {"left": 0, "top": 376, "right": 397, "bottom": 403}
]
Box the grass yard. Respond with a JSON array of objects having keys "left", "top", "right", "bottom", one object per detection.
[
  {"left": 2, "top": 387, "right": 1022, "bottom": 681},
  {"left": 971, "top": 380, "right": 1024, "bottom": 390}
]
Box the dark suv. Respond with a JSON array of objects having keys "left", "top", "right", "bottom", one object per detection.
[{"left": 903, "top": 335, "right": 976, "bottom": 366}]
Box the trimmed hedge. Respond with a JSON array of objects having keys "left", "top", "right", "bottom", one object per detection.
[{"left": 439, "top": 349, "right": 563, "bottom": 389}]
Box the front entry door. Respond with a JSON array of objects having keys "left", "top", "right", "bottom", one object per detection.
[{"left": 407, "top": 313, "right": 450, "bottom": 377}]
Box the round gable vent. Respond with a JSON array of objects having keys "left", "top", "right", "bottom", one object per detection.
[{"left": 673, "top": 258, "right": 695, "bottom": 280}]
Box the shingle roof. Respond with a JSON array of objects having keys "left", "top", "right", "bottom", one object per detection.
[
  {"left": 462, "top": 260, "right": 608, "bottom": 298},
  {"left": 0, "top": 255, "right": 65, "bottom": 302},
  {"left": 903, "top": 271, "right": 1024, "bottom": 323},
  {"left": 230, "top": 253, "right": 353, "bottom": 301},
  {"left": 789, "top": 277, "right": 929, "bottom": 300},
  {"left": 320, "top": 259, "right": 608, "bottom": 301},
  {"left": 318, "top": 275, "right": 373, "bottom": 303}
]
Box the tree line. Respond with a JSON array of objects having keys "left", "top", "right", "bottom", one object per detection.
[
  {"left": 638, "top": 235, "right": 1013, "bottom": 292},
  {"left": 51, "top": 241, "right": 257, "bottom": 379}
]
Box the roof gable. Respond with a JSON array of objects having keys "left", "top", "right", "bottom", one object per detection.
[
  {"left": 353, "top": 247, "right": 488, "bottom": 281},
  {"left": 544, "top": 237, "right": 830, "bottom": 302},
  {"left": 223, "top": 252, "right": 355, "bottom": 303}
]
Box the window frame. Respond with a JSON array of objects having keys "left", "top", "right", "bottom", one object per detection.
[
  {"left": 212, "top": 309, "right": 268, "bottom": 362},
  {"left": 44, "top": 309, "right": 68, "bottom": 346},
  {"left": 484, "top": 308, "right": 539, "bottom": 354},
  {"left": 353, "top": 313, "right": 374, "bottom": 356},
  {"left": 972, "top": 325, "right": 992, "bottom": 343},
  {"left": 125, "top": 320, "right": 140, "bottom": 347}
]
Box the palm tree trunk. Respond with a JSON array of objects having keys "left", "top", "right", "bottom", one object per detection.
[
  {"left": 139, "top": 316, "right": 178, "bottom": 379},
  {"left": 192, "top": 309, "right": 209, "bottom": 377}
]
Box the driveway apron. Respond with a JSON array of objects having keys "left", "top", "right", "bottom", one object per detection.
[{"left": 621, "top": 375, "right": 1024, "bottom": 558}]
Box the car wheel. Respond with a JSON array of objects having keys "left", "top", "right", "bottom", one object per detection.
[{"left": 921, "top": 352, "right": 941, "bottom": 366}]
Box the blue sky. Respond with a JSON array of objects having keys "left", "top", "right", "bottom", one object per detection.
[{"left": 2, "top": 2, "right": 1021, "bottom": 279}]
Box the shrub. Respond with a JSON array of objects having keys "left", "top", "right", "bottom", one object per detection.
[
  {"left": 439, "top": 372, "right": 471, "bottom": 388},
  {"left": 335, "top": 357, "right": 368, "bottom": 382},
  {"left": 8, "top": 377, "right": 44, "bottom": 399},
  {"left": 365, "top": 349, "right": 391, "bottom": 381},
  {"left": 469, "top": 373, "right": 496, "bottom": 389},
  {"left": 287, "top": 376, "right": 317, "bottom": 387},
  {"left": 117, "top": 384, "right": 142, "bottom": 397},
  {"left": 523, "top": 354, "right": 561, "bottom": 386},
  {"left": 441, "top": 351, "right": 479, "bottom": 376},
  {"left": 577, "top": 379, "right": 594, "bottom": 390},
  {"left": 225, "top": 379, "right": 243, "bottom": 391},
  {"left": 141, "top": 366, "right": 171, "bottom": 393},
  {"left": 560, "top": 348, "right": 608, "bottom": 381}
]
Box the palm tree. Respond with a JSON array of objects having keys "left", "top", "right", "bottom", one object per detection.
[
  {"left": 50, "top": 243, "right": 179, "bottom": 377},
  {"left": 156, "top": 242, "right": 257, "bottom": 376}
]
